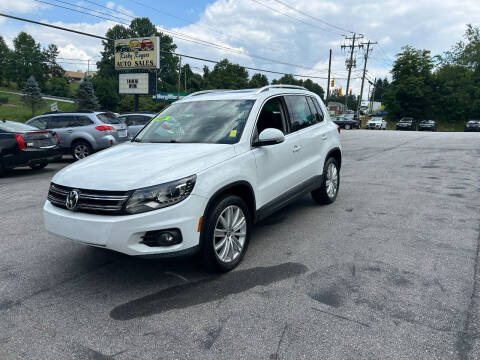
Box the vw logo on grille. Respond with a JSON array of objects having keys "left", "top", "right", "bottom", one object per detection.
[{"left": 66, "top": 189, "right": 80, "bottom": 210}]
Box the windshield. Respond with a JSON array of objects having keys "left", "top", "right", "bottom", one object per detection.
[
  {"left": 399, "top": 118, "right": 413, "bottom": 123},
  {"left": 0, "top": 121, "right": 38, "bottom": 132},
  {"left": 97, "top": 113, "right": 121, "bottom": 124},
  {"left": 134, "top": 100, "right": 255, "bottom": 144},
  {"left": 421, "top": 120, "right": 435, "bottom": 124}
]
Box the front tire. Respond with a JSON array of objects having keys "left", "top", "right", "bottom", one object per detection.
[
  {"left": 201, "top": 195, "right": 251, "bottom": 272},
  {"left": 311, "top": 157, "right": 340, "bottom": 205}
]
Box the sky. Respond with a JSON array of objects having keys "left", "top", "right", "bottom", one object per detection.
[{"left": 0, "top": 0, "right": 479, "bottom": 98}]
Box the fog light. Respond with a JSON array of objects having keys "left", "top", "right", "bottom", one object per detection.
[{"left": 141, "top": 229, "right": 182, "bottom": 247}]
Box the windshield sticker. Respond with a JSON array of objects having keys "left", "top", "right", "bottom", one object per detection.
[
  {"left": 153, "top": 115, "right": 171, "bottom": 122},
  {"left": 229, "top": 130, "right": 237, "bottom": 137}
]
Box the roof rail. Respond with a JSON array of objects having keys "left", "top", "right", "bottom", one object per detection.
[
  {"left": 255, "top": 85, "right": 307, "bottom": 94},
  {"left": 43, "top": 110, "right": 95, "bottom": 115},
  {"left": 185, "top": 89, "right": 232, "bottom": 97}
]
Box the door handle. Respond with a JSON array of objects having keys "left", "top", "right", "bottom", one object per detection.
[
  {"left": 322, "top": 135, "right": 328, "bottom": 140},
  {"left": 66, "top": 130, "right": 73, "bottom": 133},
  {"left": 292, "top": 144, "right": 301, "bottom": 152}
]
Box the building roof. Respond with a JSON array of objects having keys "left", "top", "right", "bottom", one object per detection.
[{"left": 64, "top": 71, "right": 85, "bottom": 79}]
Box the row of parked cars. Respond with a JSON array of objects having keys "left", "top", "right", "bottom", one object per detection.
[
  {"left": 334, "top": 114, "right": 480, "bottom": 132},
  {"left": 0, "top": 111, "right": 156, "bottom": 174}
]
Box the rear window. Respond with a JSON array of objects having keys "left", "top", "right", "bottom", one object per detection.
[
  {"left": 27, "top": 117, "right": 48, "bottom": 130},
  {"left": 0, "top": 121, "right": 38, "bottom": 132},
  {"left": 97, "top": 113, "right": 121, "bottom": 124}
]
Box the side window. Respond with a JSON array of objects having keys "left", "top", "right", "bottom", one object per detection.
[
  {"left": 48, "top": 116, "right": 71, "bottom": 129},
  {"left": 307, "top": 97, "right": 324, "bottom": 123},
  {"left": 71, "top": 116, "right": 93, "bottom": 127},
  {"left": 28, "top": 117, "right": 48, "bottom": 130},
  {"left": 284, "top": 95, "right": 314, "bottom": 132},
  {"left": 135, "top": 115, "right": 153, "bottom": 125},
  {"left": 255, "top": 97, "right": 286, "bottom": 137}
]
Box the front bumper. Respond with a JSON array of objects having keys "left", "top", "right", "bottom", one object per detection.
[{"left": 43, "top": 194, "right": 207, "bottom": 256}]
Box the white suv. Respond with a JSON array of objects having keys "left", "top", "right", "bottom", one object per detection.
[{"left": 44, "top": 86, "right": 342, "bottom": 272}]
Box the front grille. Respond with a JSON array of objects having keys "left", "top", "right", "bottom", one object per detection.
[{"left": 48, "top": 183, "right": 132, "bottom": 215}]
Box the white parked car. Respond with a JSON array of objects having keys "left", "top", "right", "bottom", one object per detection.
[
  {"left": 366, "top": 117, "right": 387, "bottom": 130},
  {"left": 44, "top": 86, "right": 342, "bottom": 272}
]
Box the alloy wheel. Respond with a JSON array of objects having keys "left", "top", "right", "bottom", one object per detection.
[
  {"left": 213, "top": 205, "right": 247, "bottom": 263},
  {"left": 325, "top": 163, "right": 339, "bottom": 198},
  {"left": 74, "top": 144, "right": 90, "bottom": 159}
]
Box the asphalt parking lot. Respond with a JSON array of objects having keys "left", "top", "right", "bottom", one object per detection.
[{"left": 1, "top": 130, "right": 479, "bottom": 360}]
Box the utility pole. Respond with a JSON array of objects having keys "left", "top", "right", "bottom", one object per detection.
[
  {"left": 184, "top": 67, "right": 187, "bottom": 93},
  {"left": 357, "top": 40, "right": 377, "bottom": 117},
  {"left": 327, "top": 49, "right": 332, "bottom": 100},
  {"left": 177, "top": 56, "right": 182, "bottom": 100},
  {"left": 370, "top": 77, "right": 377, "bottom": 113},
  {"left": 341, "top": 33, "right": 364, "bottom": 109}
]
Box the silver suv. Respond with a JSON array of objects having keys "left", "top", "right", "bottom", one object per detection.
[
  {"left": 27, "top": 111, "right": 128, "bottom": 159},
  {"left": 117, "top": 112, "right": 155, "bottom": 138}
]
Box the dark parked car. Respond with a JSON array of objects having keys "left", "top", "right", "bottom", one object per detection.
[
  {"left": 465, "top": 120, "right": 480, "bottom": 132},
  {"left": 418, "top": 120, "right": 437, "bottom": 131},
  {"left": 0, "top": 120, "right": 61, "bottom": 175},
  {"left": 396, "top": 117, "right": 417, "bottom": 131},
  {"left": 332, "top": 115, "right": 359, "bottom": 129}
]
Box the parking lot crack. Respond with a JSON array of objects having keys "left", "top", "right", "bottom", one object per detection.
[
  {"left": 311, "top": 306, "right": 370, "bottom": 328},
  {"left": 456, "top": 224, "right": 480, "bottom": 360}
]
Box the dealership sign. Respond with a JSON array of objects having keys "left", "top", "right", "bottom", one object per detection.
[
  {"left": 152, "top": 92, "right": 189, "bottom": 102},
  {"left": 114, "top": 37, "right": 159, "bottom": 70},
  {"left": 119, "top": 73, "right": 152, "bottom": 94}
]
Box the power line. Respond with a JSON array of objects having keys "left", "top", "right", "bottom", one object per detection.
[
  {"left": 120, "top": 0, "right": 279, "bottom": 53},
  {"left": 43, "top": 0, "right": 328, "bottom": 74},
  {"left": 271, "top": 0, "right": 354, "bottom": 34},
  {"left": 0, "top": 12, "right": 359, "bottom": 80},
  {"left": 250, "top": 0, "right": 343, "bottom": 36}
]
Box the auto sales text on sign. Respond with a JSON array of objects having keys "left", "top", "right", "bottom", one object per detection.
[{"left": 114, "top": 37, "right": 160, "bottom": 70}]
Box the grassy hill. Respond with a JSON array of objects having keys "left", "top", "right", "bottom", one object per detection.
[{"left": 0, "top": 91, "right": 76, "bottom": 122}]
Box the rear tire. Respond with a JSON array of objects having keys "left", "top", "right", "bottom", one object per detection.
[
  {"left": 71, "top": 141, "right": 92, "bottom": 160},
  {"left": 201, "top": 195, "right": 251, "bottom": 272},
  {"left": 29, "top": 161, "right": 48, "bottom": 170},
  {"left": 344, "top": 124, "right": 351, "bottom": 130},
  {"left": 311, "top": 157, "right": 340, "bottom": 205}
]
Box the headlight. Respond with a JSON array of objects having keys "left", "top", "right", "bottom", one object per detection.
[{"left": 125, "top": 175, "right": 196, "bottom": 214}]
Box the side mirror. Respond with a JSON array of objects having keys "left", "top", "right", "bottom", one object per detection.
[{"left": 254, "top": 128, "right": 285, "bottom": 147}]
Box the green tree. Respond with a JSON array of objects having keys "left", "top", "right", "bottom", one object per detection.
[
  {"left": 46, "top": 77, "right": 70, "bottom": 97},
  {"left": 75, "top": 79, "right": 99, "bottom": 110},
  {"left": 383, "top": 46, "right": 434, "bottom": 120},
  {"left": 248, "top": 73, "right": 269, "bottom": 88},
  {"left": 91, "top": 76, "right": 120, "bottom": 110},
  {"left": 370, "top": 78, "right": 389, "bottom": 102},
  {"left": 303, "top": 79, "right": 325, "bottom": 99},
  {"left": 12, "top": 32, "right": 45, "bottom": 89},
  {"left": 271, "top": 74, "right": 303, "bottom": 86},
  {"left": 43, "top": 44, "right": 64, "bottom": 79},
  {"left": 203, "top": 59, "right": 249, "bottom": 89},
  {"left": 22, "top": 76, "right": 44, "bottom": 115},
  {"left": 180, "top": 64, "right": 203, "bottom": 93},
  {"left": 0, "top": 36, "right": 11, "bottom": 86}
]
